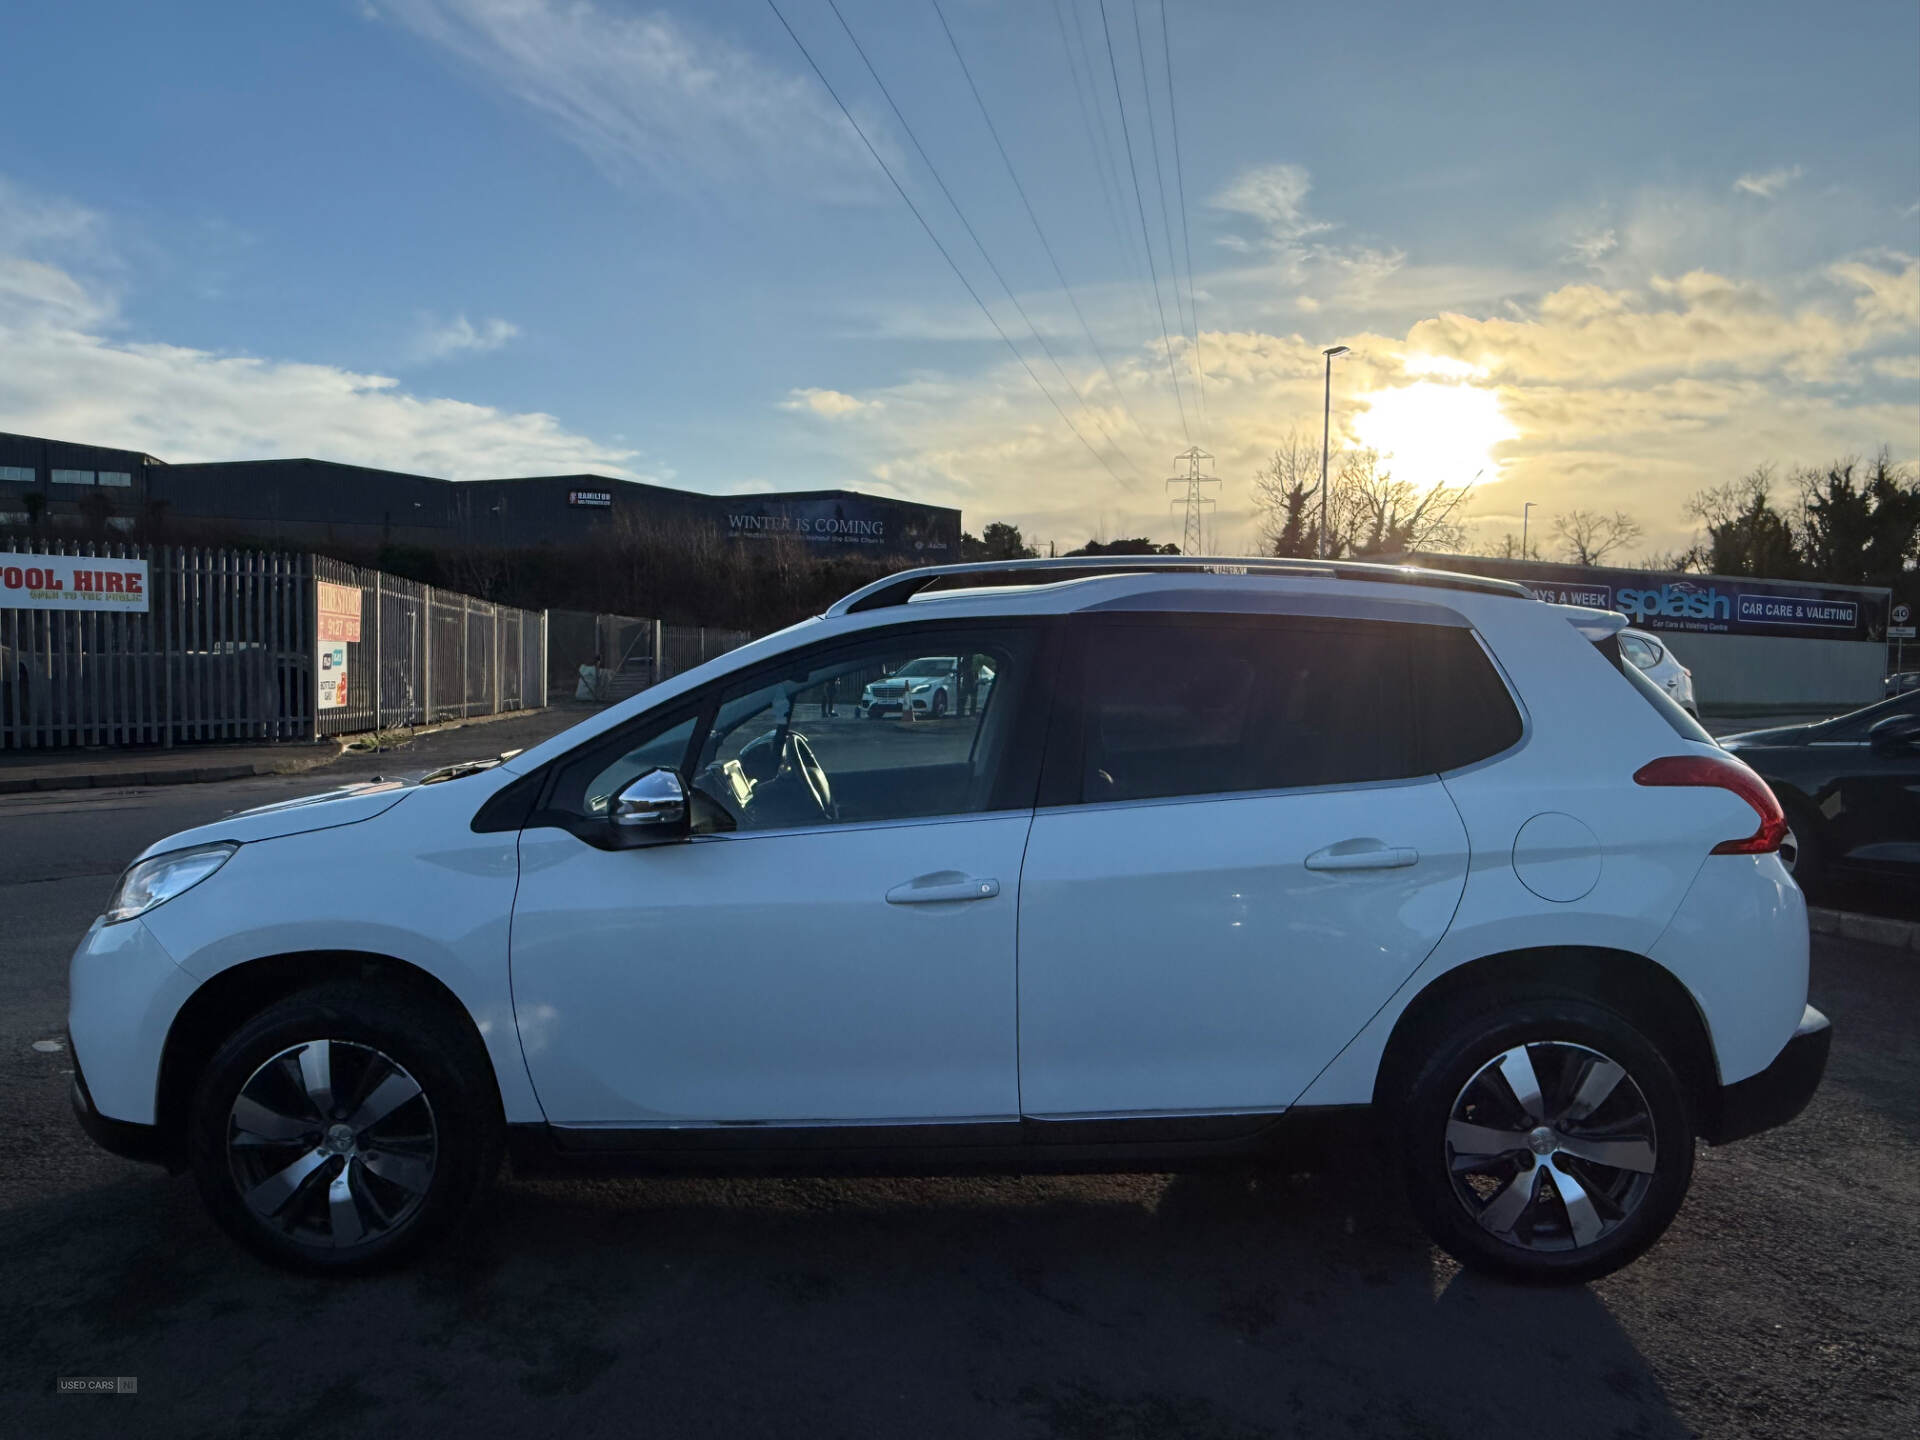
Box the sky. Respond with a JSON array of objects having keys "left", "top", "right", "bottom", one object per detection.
[{"left": 2, "top": 0, "right": 1917, "bottom": 558}]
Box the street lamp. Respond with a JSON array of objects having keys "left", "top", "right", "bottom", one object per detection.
[
  {"left": 1522, "top": 500, "right": 1536, "bottom": 561},
  {"left": 1318, "top": 345, "right": 1350, "bottom": 559}
]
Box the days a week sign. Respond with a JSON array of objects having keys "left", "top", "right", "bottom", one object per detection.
[{"left": 0, "top": 552, "right": 149, "bottom": 613}]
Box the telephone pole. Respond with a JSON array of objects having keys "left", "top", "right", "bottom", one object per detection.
[{"left": 1166, "top": 447, "right": 1218, "bottom": 555}]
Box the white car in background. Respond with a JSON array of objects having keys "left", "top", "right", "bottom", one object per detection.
[
  {"left": 1619, "top": 629, "right": 1697, "bottom": 718},
  {"left": 861, "top": 656, "right": 960, "bottom": 719}
]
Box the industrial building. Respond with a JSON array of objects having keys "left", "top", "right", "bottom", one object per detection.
[
  {"left": 1417, "top": 552, "right": 1894, "bottom": 714},
  {"left": 0, "top": 430, "right": 961, "bottom": 564}
]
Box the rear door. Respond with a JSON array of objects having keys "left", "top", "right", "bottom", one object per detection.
[{"left": 1016, "top": 612, "right": 1474, "bottom": 1117}]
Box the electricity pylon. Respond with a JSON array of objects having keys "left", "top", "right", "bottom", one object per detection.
[{"left": 1166, "top": 447, "right": 1218, "bottom": 556}]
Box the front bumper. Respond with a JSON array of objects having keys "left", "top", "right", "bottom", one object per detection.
[
  {"left": 71, "top": 1045, "right": 176, "bottom": 1169},
  {"left": 1703, "top": 1004, "right": 1831, "bottom": 1145}
]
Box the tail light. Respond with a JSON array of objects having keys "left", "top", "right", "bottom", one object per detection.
[{"left": 1634, "top": 753, "right": 1788, "bottom": 855}]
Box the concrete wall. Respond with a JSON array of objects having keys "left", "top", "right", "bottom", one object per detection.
[{"left": 1660, "top": 631, "right": 1887, "bottom": 713}]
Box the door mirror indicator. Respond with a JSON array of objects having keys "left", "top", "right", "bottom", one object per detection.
[{"left": 610, "top": 768, "right": 690, "bottom": 846}]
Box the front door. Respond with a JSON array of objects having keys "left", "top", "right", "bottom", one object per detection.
[
  {"left": 1017, "top": 613, "right": 1472, "bottom": 1117},
  {"left": 510, "top": 622, "right": 1047, "bottom": 1128}
]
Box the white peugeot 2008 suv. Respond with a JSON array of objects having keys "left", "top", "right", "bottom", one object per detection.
[{"left": 69, "top": 557, "right": 1828, "bottom": 1281}]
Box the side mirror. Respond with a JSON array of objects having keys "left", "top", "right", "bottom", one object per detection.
[
  {"left": 609, "top": 768, "right": 690, "bottom": 847},
  {"left": 1868, "top": 714, "right": 1920, "bottom": 753}
]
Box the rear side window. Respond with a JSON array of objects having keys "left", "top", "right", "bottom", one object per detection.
[
  {"left": 1069, "top": 618, "right": 1415, "bottom": 802},
  {"left": 1413, "top": 627, "right": 1525, "bottom": 772}
]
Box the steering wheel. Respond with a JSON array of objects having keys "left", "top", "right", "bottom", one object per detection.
[{"left": 786, "top": 730, "right": 834, "bottom": 819}]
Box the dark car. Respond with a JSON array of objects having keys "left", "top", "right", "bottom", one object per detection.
[
  {"left": 1886, "top": 671, "right": 1920, "bottom": 698},
  {"left": 1720, "top": 692, "right": 1920, "bottom": 894}
]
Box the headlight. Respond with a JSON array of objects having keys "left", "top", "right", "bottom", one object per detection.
[
  {"left": 909, "top": 683, "right": 931, "bottom": 693},
  {"left": 105, "top": 843, "right": 237, "bottom": 923}
]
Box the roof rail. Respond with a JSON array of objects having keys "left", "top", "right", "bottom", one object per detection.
[{"left": 825, "top": 554, "right": 1532, "bottom": 616}]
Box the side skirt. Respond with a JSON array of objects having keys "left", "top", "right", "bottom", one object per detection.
[{"left": 504, "top": 1107, "right": 1375, "bottom": 1179}]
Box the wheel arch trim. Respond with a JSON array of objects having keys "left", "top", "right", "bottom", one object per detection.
[{"left": 152, "top": 949, "right": 525, "bottom": 1162}]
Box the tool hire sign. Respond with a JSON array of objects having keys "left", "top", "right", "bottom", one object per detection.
[{"left": 0, "top": 553, "right": 150, "bottom": 613}]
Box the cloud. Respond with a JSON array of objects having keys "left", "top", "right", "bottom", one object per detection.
[
  {"left": 409, "top": 312, "right": 520, "bottom": 362},
  {"left": 0, "top": 179, "right": 646, "bottom": 481},
  {"left": 1832, "top": 254, "right": 1920, "bottom": 327},
  {"left": 1210, "top": 163, "right": 1407, "bottom": 307},
  {"left": 1567, "top": 228, "right": 1618, "bottom": 266},
  {"left": 1734, "top": 165, "right": 1804, "bottom": 199},
  {"left": 769, "top": 245, "right": 1920, "bottom": 556},
  {"left": 1401, "top": 261, "right": 1916, "bottom": 385},
  {"left": 781, "top": 387, "right": 876, "bottom": 418},
  {"left": 1212, "top": 164, "right": 1332, "bottom": 245},
  {"left": 374, "top": 0, "right": 879, "bottom": 197}
]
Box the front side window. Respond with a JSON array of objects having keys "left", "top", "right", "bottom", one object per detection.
[
  {"left": 694, "top": 629, "right": 1035, "bottom": 832},
  {"left": 540, "top": 626, "right": 1041, "bottom": 836},
  {"left": 1069, "top": 618, "right": 1416, "bottom": 803}
]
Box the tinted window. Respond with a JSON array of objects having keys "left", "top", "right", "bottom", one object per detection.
[
  {"left": 1413, "top": 626, "right": 1525, "bottom": 771},
  {"left": 1071, "top": 619, "right": 1413, "bottom": 802}
]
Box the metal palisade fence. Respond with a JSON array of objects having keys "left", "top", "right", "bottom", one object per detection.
[
  {"left": 312, "top": 556, "right": 547, "bottom": 735},
  {"left": 0, "top": 537, "right": 545, "bottom": 749}
]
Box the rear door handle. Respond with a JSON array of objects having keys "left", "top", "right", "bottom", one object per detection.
[
  {"left": 886, "top": 873, "right": 1001, "bottom": 904},
  {"left": 1304, "top": 841, "right": 1419, "bottom": 872}
]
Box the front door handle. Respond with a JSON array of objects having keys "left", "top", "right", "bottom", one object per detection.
[
  {"left": 886, "top": 872, "right": 1001, "bottom": 904},
  {"left": 1304, "top": 840, "right": 1419, "bottom": 872}
]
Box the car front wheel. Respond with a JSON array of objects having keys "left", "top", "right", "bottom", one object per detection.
[
  {"left": 187, "top": 982, "right": 501, "bottom": 1274},
  {"left": 1394, "top": 997, "right": 1695, "bottom": 1284}
]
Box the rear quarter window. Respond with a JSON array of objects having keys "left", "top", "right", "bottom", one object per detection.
[
  {"left": 1607, "top": 642, "right": 1715, "bottom": 743},
  {"left": 1411, "top": 626, "right": 1525, "bottom": 772}
]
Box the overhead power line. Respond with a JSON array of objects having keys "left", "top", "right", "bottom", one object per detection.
[
  {"left": 762, "top": 0, "right": 1139, "bottom": 492},
  {"left": 927, "top": 0, "right": 1155, "bottom": 448},
  {"left": 1097, "top": 0, "right": 1191, "bottom": 446},
  {"left": 1129, "top": 0, "right": 1193, "bottom": 414},
  {"left": 822, "top": 0, "right": 1148, "bottom": 487},
  {"left": 1055, "top": 0, "right": 1162, "bottom": 353},
  {"left": 1158, "top": 0, "right": 1208, "bottom": 436}
]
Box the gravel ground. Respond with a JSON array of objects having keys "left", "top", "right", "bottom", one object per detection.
[{"left": 0, "top": 755, "right": 1914, "bottom": 1439}]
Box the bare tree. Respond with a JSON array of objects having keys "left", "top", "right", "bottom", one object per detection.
[
  {"left": 1337, "top": 449, "right": 1473, "bottom": 557},
  {"left": 1250, "top": 429, "right": 1323, "bottom": 557},
  {"left": 1479, "top": 531, "right": 1540, "bottom": 560},
  {"left": 1550, "top": 508, "right": 1643, "bottom": 565}
]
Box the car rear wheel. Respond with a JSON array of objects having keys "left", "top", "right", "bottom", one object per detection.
[
  {"left": 1394, "top": 997, "right": 1695, "bottom": 1284},
  {"left": 188, "top": 982, "right": 501, "bottom": 1274}
]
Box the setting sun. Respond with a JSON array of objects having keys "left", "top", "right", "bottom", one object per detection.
[{"left": 1349, "top": 377, "right": 1518, "bottom": 493}]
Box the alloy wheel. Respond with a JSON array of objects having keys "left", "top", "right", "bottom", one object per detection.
[
  {"left": 225, "top": 1039, "right": 438, "bottom": 1250},
  {"left": 1445, "top": 1040, "right": 1658, "bottom": 1253}
]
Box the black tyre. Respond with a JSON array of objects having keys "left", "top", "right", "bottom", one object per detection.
[
  {"left": 1393, "top": 996, "right": 1695, "bottom": 1285},
  {"left": 188, "top": 982, "right": 502, "bottom": 1274},
  {"left": 933, "top": 691, "right": 948, "bottom": 719}
]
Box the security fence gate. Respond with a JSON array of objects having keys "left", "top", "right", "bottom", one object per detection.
[{"left": 1, "top": 538, "right": 545, "bottom": 750}]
